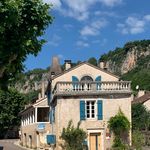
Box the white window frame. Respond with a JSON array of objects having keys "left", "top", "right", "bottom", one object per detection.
[{"left": 86, "top": 100, "right": 96, "bottom": 119}]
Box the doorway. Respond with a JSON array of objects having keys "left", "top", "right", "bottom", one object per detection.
[{"left": 90, "top": 133, "right": 101, "bottom": 150}]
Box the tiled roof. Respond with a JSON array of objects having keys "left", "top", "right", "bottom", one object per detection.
[{"left": 132, "top": 93, "right": 150, "bottom": 104}]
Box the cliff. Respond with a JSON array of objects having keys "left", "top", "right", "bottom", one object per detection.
[{"left": 99, "top": 40, "right": 150, "bottom": 90}]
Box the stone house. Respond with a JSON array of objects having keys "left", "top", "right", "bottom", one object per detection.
[{"left": 20, "top": 57, "right": 132, "bottom": 150}]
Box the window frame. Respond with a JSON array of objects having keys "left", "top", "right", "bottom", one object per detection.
[{"left": 85, "top": 100, "right": 97, "bottom": 119}]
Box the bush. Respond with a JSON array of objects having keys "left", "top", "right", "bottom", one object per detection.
[
  {"left": 132, "top": 130, "right": 144, "bottom": 150},
  {"left": 108, "top": 109, "right": 130, "bottom": 149},
  {"left": 60, "top": 120, "right": 87, "bottom": 150}
]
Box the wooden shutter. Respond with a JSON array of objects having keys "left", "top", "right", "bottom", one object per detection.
[
  {"left": 95, "top": 76, "right": 101, "bottom": 90},
  {"left": 97, "top": 100, "right": 103, "bottom": 120},
  {"left": 72, "top": 76, "right": 79, "bottom": 90},
  {"left": 80, "top": 100, "right": 86, "bottom": 120}
]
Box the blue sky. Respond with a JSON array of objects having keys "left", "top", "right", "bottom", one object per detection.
[{"left": 25, "top": 0, "right": 150, "bottom": 71}]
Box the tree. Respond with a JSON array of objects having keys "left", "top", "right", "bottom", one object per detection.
[
  {"left": 0, "top": 0, "right": 53, "bottom": 90},
  {"left": 132, "top": 130, "right": 144, "bottom": 150},
  {"left": 132, "top": 103, "right": 150, "bottom": 130},
  {"left": 108, "top": 109, "right": 130, "bottom": 149},
  {"left": 0, "top": 89, "right": 25, "bottom": 138},
  {"left": 88, "top": 57, "right": 97, "bottom": 66},
  {"left": 60, "top": 120, "right": 87, "bottom": 150}
]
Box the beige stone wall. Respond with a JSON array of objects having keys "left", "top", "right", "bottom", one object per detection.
[
  {"left": 54, "top": 95, "right": 131, "bottom": 149},
  {"left": 21, "top": 123, "right": 51, "bottom": 149},
  {"left": 52, "top": 64, "right": 119, "bottom": 88}
]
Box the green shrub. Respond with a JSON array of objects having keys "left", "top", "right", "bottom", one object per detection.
[{"left": 60, "top": 120, "right": 87, "bottom": 150}]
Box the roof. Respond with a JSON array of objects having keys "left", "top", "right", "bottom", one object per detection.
[
  {"left": 19, "top": 97, "right": 48, "bottom": 115},
  {"left": 52, "top": 61, "right": 120, "bottom": 80},
  {"left": 132, "top": 93, "right": 150, "bottom": 104}
]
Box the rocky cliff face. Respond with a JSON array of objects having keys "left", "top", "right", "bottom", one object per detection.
[{"left": 102, "top": 40, "right": 150, "bottom": 75}]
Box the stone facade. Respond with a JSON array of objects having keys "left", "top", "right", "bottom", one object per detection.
[{"left": 20, "top": 62, "right": 132, "bottom": 150}]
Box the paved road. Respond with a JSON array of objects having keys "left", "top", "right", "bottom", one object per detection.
[{"left": 0, "top": 139, "right": 26, "bottom": 150}]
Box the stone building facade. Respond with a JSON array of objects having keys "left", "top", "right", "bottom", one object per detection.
[{"left": 20, "top": 58, "right": 132, "bottom": 150}]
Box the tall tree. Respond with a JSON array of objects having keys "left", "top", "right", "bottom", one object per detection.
[
  {"left": 88, "top": 57, "right": 97, "bottom": 66},
  {"left": 132, "top": 103, "right": 150, "bottom": 130},
  {"left": 0, "top": 0, "right": 53, "bottom": 90},
  {"left": 0, "top": 89, "right": 25, "bottom": 138}
]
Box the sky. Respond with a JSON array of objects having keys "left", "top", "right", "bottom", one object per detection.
[{"left": 25, "top": 0, "right": 150, "bottom": 71}]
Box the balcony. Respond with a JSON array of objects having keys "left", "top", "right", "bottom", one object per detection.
[{"left": 52, "top": 81, "right": 131, "bottom": 97}]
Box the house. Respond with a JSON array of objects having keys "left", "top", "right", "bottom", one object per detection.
[
  {"left": 132, "top": 91, "right": 150, "bottom": 110},
  {"left": 20, "top": 57, "right": 132, "bottom": 150},
  {"left": 20, "top": 82, "right": 50, "bottom": 149}
]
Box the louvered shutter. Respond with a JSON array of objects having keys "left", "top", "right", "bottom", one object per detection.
[
  {"left": 97, "top": 100, "right": 103, "bottom": 120},
  {"left": 72, "top": 76, "right": 79, "bottom": 90},
  {"left": 80, "top": 100, "right": 86, "bottom": 120},
  {"left": 95, "top": 76, "right": 101, "bottom": 90}
]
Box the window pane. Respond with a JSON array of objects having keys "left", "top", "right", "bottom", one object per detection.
[
  {"left": 92, "top": 114, "right": 95, "bottom": 118},
  {"left": 37, "top": 107, "right": 49, "bottom": 122}
]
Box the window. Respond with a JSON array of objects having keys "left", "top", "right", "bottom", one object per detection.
[
  {"left": 37, "top": 107, "right": 49, "bottom": 122},
  {"left": 86, "top": 101, "right": 96, "bottom": 119}
]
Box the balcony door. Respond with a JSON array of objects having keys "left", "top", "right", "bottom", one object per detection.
[{"left": 90, "top": 133, "right": 101, "bottom": 150}]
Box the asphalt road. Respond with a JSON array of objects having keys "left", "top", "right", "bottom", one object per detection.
[{"left": 0, "top": 139, "right": 26, "bottom": 150}]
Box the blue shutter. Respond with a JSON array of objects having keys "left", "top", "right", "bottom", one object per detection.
[
  {"left": 47, "top": 135, "right": 56, "bottom": 144},
  {"left": 72, "top": 76, "right": 79, "bottom": 81},
  {"left": 49, "top": 110, "right": 52, "bottom": 124},
  {"left": 72, "top": 76, "right": 79, "bottom": 90},
  {"left": 95, "top": 76, "right": 101, "bottom": 90},
  {"left": 97, "top": 100, "right": 103, "bottom": 120},
  {"left": 53, "top": 107, "right": 55, "bottom": 123},
  {"left": 80, "top": 100, "right": 86, "bottom": 120}
]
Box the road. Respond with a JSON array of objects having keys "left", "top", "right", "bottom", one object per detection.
[{"left": 0, "top": 139, "right": 26, "bottom": 150}]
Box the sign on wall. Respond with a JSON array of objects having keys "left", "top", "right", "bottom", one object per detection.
[{"left": 37, "top": 123, "right": 45, "bottom": 130}]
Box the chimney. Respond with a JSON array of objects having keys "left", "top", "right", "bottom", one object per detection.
[
  {"left": 38, "top": 92, "right": 41, "bottom": 100},
  {"left": 51, "top": 71, "right": 55, "bottom": 78},
  {"left": 99, "top": 61, "right": 104, "bottom": 69},
  {"left": 65, "top": 60, "right": 71, "bottom": 70},
  {"left": 50, "top": 56, "right": 62, "bottom": 76},
  {"left": 41, "top": 81, "right": 45, "bottom": 98}
]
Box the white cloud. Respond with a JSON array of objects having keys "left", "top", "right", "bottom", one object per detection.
[
  {"left": 80, "top": 20, "right": 107, "bottom": 36},
  {"left": 144, "top": 15, "right": 150, "bottom": 21},
  {"left": 43, "top": 0, "right": 62, "bottom": 9},
  {"left": 100, "top": 0, "right": 122, "bottom": 7},
  {"left": 76, "top": 41, "right": 89, "bottom": 47},
  {"left": 48, "top": 0, "right": 122, "bottom": 21},
  {"left": 117, "top": 15, "right": 150, "bottom": 35},
  {"left": 47, "top": 34, "right": 61, "bottom": 46}
]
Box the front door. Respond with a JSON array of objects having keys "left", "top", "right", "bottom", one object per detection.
[{"left": 90, "top": 133, "right": 101, "bottom": 150}]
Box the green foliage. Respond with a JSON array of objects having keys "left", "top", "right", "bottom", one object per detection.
[
  {"left": 108, "top": 109, "right": 130, "bottom": 149},
  {"left": 121, "top": 55, "right": 150, "bottom": 91},
  {"left": 132, "top": 103, "right": 150, "bottom": 130},
  {"left": 0, "top": 89, "right": 25, "bottom": 138},
  {"left": 108, "top": 109, "right": 130, "bottom": 136},
  {"left": 112, "top": 137, "right": 128, "bottom": 150},
  {"left": 60, "top": 120, "right": 87, "bottom": 150},
  {"left": 132, "top": 130, "right": 145, "bottom": 150},
  {"left": 99, "top": 39, "right": 150, "bottom": 90},
  {"left": 0, "top": 0, "right": 53, "bottom": 90},
  {"left": 88, "top": 57, "right": 97, "bottom": 66},
  {"left": 24, "top": 90, "right": 39, "bottom": 104}
]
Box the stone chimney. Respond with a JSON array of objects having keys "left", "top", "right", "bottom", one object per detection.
[
  {"left": 99, "top": 61, "right": 104, "bottom": 69},
  {"left": 65, "top": 60, "right": 71, "bottom": 70},
  {"left": 50, "top": 56, "right": 62, "bottom": 76},
  {"left": 38, "top": 92, "right": 41, "bottom": 100}
]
